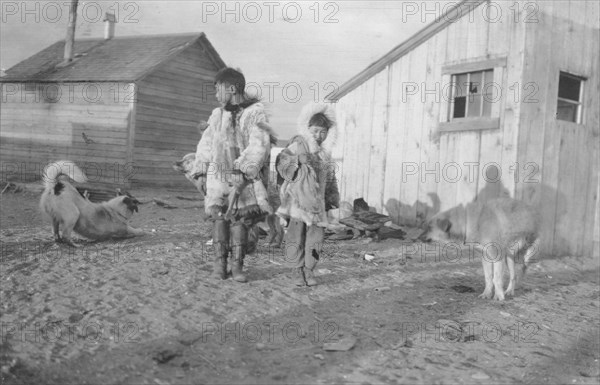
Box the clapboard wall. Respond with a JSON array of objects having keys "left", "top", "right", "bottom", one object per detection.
[
  {"left": 133, "top": 39, "right": 222, "bottom": 187},
  {"left": 331, "top": 0, "right": 599, "bottom": 257},
  {"left": 0, "top": 35, "right": 225, "bottom": 189},
  {"left": 0, "top": 82, "right": 132, "bottom": 185},
  {"left": 517, "top": 3, "right": 600, "bottom": 257}
]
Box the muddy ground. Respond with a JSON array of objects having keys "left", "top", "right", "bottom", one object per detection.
[{"left": 0, "top": 185, "right": 599, "bottom": 385}]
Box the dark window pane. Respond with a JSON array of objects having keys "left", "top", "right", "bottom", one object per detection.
[
  {"left": 558, "top": 73, "right": 581, "bottom": 101},
  {"left": 556, "top": 99, "right": 577, "bottom": 122},
  {"left": 454, "top": 96, "right": 466, "bottom": 118}
]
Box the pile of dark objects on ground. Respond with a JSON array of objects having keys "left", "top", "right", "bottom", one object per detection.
[{"left": 328, "top": 198, "right": 406, "bottom": 241}]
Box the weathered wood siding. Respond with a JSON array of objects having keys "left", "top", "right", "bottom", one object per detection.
[
  {"left": 335, "top": 1, "right": 527, "bottom": 217},
  {"left": 0, "top": 82, "right": 132, "bottom": 185},
  {"left": 333, "top": 0, "right": 599, "bottom": 257},
  {"left": 518, "top": 1, "right": 600, "bottom": 256},
  {"left": 133, "top": 40, "right": 222, "bottom": 187}
]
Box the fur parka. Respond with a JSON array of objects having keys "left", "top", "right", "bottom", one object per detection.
[
  {"left": 192, "top": 101, "right": 274, "bottom": 217},
  {"left": 276, "top": 102, "right": 340, "bottom": 226}
]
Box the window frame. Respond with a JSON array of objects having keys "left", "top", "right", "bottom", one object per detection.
[
  {"left": 438, "top": 57, "right": 506, "bottom": 133},
  {"left": 556, "top": 71, "right": 585, "bottom": 124}
]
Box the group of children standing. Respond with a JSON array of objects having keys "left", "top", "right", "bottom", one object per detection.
[{"left": 191, "top": 67, "right": 339, "bottom": 287}]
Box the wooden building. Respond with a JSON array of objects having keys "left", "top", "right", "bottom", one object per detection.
[
  {"left": 327, "top": 0, "right": 599, "bottom": 257},
  {"left": 0, "top": 32, "right": 225, "bottom": 188}
]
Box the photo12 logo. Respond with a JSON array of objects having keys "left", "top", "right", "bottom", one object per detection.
[
  {"left": 200, "top": 1, "right": 340, "bottom": 24},
  {"left": 200, "top": 80, "right": 339, "bottom": 104},
  {"left": 1, "top": 321, "right": 140, "bottom": 344},
  {"left": 401, "top": 320, "right": 540, "bottom": 344},
  {"left": 400, "top": 1, "right": 540, "bottom": 24},
  {"left": 1, "top": 1, "right": 140, "bottom": 24},
  {"left": 1, "top": 161, "right": 138, "bottom": 184},
  {"left": 198, "top": 320, "right": 340, "bottom": 345}
]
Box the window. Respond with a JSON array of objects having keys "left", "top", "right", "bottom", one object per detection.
[
  {"left": 557, "top": 72, "right": 584, "bottom": 124},
  {"left": 439, "top": 57, "right": 505, "bottom": 132},
  {"left": 449, "top": 69, "right": 494, "bottom": 120}
]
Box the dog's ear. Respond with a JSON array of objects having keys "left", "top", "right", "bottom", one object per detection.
[
  {"left": 172, "top": 160, "right": 186, "bottom": 173},
  {"left": 436, "top": 217, "right": 452, "bottom": 233},
  {"left": 122, "top": 196, "right": 139, "bottom": 213}
]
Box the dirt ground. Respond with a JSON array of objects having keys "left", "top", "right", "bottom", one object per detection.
[{"left": 1, "top": 185, "right": 599, "bottom": 385}]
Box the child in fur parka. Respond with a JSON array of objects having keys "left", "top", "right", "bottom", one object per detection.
[
  {"left": 191, "top": 67, "right": 275, "bottom": 283},
  {"left": 276, "top": 102, "right": 340, "bottom": 286}
]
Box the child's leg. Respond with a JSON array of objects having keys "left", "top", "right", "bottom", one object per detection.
[
  {"left": 230, "top": 221, "right": 249, "bottom": 283},
  {"left": 212, "top": 217, "right": 230, "bottom": 280},
  {"left": 284, "top": 219, "right": 307, "bottom": 286},
  {"left": 285, "top": 219, "right": 307, "bottom": 267},
  {"left": 304, "top": 225, "right": 324, "bottom": 286}
]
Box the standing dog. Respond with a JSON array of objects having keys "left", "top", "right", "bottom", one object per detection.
[
  {"left": 419, "top": 197, "right": 540, "bottom": 301},
  {"left": 173, "top": 153, "right": 284, "bottom": 247},
  {"left": 40, "top": 160, "right": 144, "bottom": 246}
]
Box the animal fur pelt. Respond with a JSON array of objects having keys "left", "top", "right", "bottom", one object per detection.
[{"left": 192, "top": 102, "right": 274, "bottom": 218}]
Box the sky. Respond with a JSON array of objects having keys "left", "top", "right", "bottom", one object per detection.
[{"left": 1, "top": 0, "right": 457, "bottom": 138}]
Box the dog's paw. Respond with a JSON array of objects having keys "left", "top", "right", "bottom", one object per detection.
[
  {"left": 493, "top": 292, "right": 505, "bottom": 301},
  {"left": 63, "top": 239, "right": 78, "bottom": 248},
  {"left": 504, "top": 288, "right": 515, "bottom": 297},
  {"left": 478, "top": 290, "right": 493, "bottom": 299}
]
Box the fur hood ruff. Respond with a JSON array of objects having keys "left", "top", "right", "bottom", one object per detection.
[{"left": 295, "top": 102, "right": 337, "bottom": 155}]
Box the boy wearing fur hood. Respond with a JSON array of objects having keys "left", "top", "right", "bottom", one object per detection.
[
  {"left": 276, "top": 102, "right": 340, "bottom": 286},
  {"left": 192, "top": 67, "right": 275, "bottom": 283}
]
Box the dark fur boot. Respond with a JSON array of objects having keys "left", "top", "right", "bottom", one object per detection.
[
  {"left": 231, "top": 223, "right": 248, "bottom": 283},
  {"left": 213, "top": 219, "right": 229, "bottom": 280}
]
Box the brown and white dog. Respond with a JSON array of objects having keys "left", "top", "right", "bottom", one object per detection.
[
  {"left": 40, "top": 160, "right": 144, "bottom": 246},
  {"left": 419, "top": 197, "right": 540, "bottom": 301},
  {"left": 173, "top": 153, "right": 284, "bottom": 247}
]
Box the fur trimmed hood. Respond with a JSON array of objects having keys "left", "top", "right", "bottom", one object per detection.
[{"left": 296, "top": 102, "right": 337, "bottom": 155}]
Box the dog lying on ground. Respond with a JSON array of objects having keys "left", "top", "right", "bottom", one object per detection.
[
  {"left": 419, "top": 197, "right": 540, "bottom": 301},
  {"left": 40, "top": 160, "right": 144, "bottom": 246},
  {"left": 173, "top": 153, "right": 284, "bottom": 247}
]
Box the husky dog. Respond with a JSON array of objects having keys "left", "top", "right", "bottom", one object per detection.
[
  {"left": 173, "top": 153, "right": 284, "bottom": 247},
  {"left": 420, "top": 197, "right": 540, "bottom": 301},
  {"left": 40, "top": 160, "right": 144, "bottom": 246}
]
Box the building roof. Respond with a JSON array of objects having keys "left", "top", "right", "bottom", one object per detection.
[
  {"left": 0, "top": 33, "right": 226, "bottom": 82},
  {"left": 326, "top": 0, "right": 486, "bottom": 101}
]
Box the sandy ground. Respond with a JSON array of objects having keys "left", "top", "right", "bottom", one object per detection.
[{"left": 0, "top": 185, "right": 599, "bottom": 385}]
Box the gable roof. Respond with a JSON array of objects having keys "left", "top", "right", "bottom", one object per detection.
[
  {"left": 0, "top": 33, "right": 226, "bottom": 82},
  {"left": 326, "top": 0, "right": 486, "bottom": 101}
]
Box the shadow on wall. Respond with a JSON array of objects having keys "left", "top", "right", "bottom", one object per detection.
[
  {"left": 335, "top": 163, "right": 576, "bottom": 257},
  {"left": 380, "top": 163, "right": 571, "bottom": 257},
  {"left": 382, "top": 165, "right": 510, "bottom": 227}
]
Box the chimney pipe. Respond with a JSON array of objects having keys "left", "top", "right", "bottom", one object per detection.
[
  {"left": 104, "top": 12, "right": 116, "bottom": 40},
  {"left": 63, "top": 0, "right": 78, "bottom": 63}
]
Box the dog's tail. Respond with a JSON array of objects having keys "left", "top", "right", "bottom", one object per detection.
[{"left": 42, "top": 160, "right": 88, "bottom": 191}]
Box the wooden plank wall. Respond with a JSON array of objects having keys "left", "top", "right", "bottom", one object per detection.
[
  {"left": 133, "top": 40, "right": 222, "bottom": 187},
  {"left": 334, "top": 1, "right": 527, "bottom": 225},
  {"left": 334, "top": 0, "right": 598, "bottom": 257},
  {"left": 0, "top": 82, "right": 131, "bottom": 186},
  {"left": 518, "top": 1, "right": 600, "bottom": 256}
]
